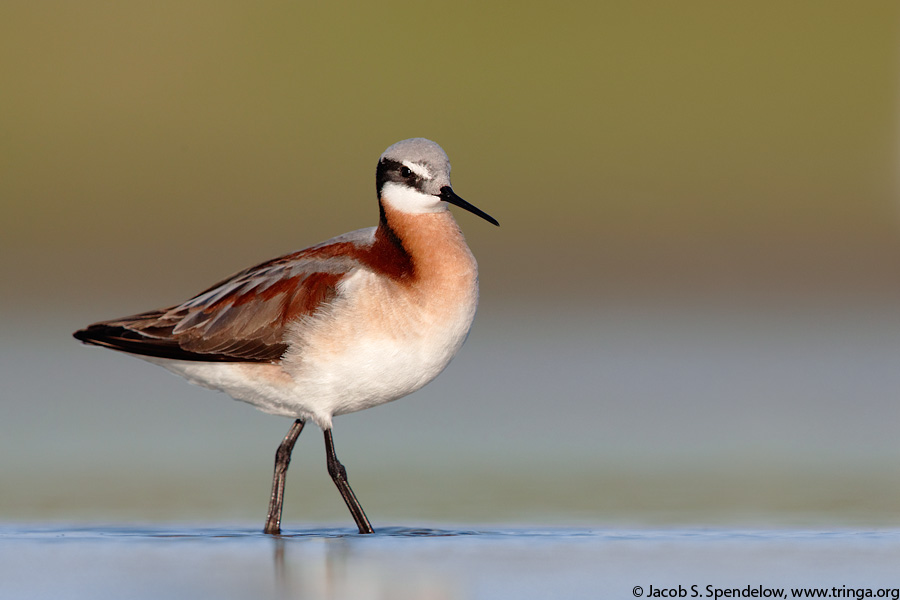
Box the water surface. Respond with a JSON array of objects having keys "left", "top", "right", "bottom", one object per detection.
[{"left": 3, "top": 524, "right": 900, "bottom": 600}]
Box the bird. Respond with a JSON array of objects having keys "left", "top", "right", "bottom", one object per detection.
[{"left": 73, "top": 138, "right": 499, "bottom": 535}]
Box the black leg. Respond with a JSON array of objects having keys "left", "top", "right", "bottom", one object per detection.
[
  {"left": 324, "top": 429, "right": 374, "bottom": 534},
  {"left": 264, "top": 419, "right": 305, "bottom": 535}
]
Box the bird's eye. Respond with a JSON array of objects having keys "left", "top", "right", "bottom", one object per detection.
[{"left": 400, "top": 166, "right": 412, "bottom": 178}]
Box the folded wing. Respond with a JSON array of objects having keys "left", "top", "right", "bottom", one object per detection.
[{"left": 74, "top": 229, "right": 374, "bottom": 363}]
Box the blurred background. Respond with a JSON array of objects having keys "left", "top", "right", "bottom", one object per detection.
[{"left": 2, "top": 1, "right": 900, "bottom": 528}]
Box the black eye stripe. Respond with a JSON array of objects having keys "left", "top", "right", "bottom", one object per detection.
[{"left": 376, "top": 158, "right": 426, "bottom": 196}]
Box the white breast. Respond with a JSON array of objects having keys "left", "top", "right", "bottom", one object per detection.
[{"left": 281, "top": 269, "right": 479, "bottom": 425}]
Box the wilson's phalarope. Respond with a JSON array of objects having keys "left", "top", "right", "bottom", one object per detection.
[{"left": 74, "top": 138, "right": 498, "bottom": 534}]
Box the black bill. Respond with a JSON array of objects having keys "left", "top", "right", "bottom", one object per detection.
[{"left": 439, "top": 186, "right": 500, "bottom": 227}]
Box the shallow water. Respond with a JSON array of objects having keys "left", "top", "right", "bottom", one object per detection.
[{"left": 3, "top": 524, "right": 900, "bottom": 600}]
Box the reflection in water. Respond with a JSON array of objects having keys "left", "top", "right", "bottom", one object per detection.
[
  {"left": 273, "top": 538, "right": 287, "bottom": 598},
  {"left": 270, "top": 530, "right": 461, "bottom": 599}
]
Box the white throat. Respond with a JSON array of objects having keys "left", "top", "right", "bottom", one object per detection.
[{"left": 381, "top": 182, "right": 447, "bottom": 215}]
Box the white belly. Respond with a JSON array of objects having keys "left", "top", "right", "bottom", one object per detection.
[{"left": 142, "top": 269, "right": 478, "bottom": 429}]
